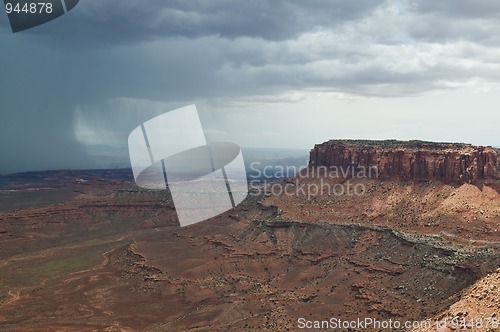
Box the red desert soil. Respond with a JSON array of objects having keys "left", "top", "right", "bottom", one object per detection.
[
  {"left": 411, "top": 268, "right": 500, "bottom": 332},
  {"left": 0, "top": 140, "right": 499, "bottom": 332},
  {"left": 263, "top": 177, "right": 500, "bottom": 331},
  {"left": 264, "top": 178, "right": 500, "bottom": 243}
]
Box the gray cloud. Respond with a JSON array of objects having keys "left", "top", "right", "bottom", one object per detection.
[
  {"left": 62, "top": 0, "right": 386, "bottom": 43},
  {"left": 399, "top": 0, "right": 500, "bottom": 44},
  {"left": 415, "top": 0, "right": 500, "bottom": 18}
]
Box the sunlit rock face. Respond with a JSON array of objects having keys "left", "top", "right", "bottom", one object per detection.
[{"left": 310, "top": 140, "right": 499, "bottom": 184}]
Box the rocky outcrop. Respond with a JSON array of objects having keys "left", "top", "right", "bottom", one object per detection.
[{"left": 309, "top": 140, "right": 500, "bottom": 184}]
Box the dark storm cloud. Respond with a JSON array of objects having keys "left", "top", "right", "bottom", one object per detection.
[
  {"left": 0, "top": 36, "right": 95, "bottom": 173},
  {"left": 2, "top": 0, "right": 500, "bottom": 173},
  {"left": 55, "top": 0, "right": 386, "bottom": 44}
]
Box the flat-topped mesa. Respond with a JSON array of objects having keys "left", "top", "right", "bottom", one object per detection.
[{"left": 309, "top": 140, "right": 500, "bottom": 184}]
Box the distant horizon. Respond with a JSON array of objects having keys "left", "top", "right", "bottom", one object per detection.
[
  {"left": 2, "top": 139, "right": 499, "bottom": 176},
  {"left": 0, "top": 145, "right": 310, "bottom": 176}
]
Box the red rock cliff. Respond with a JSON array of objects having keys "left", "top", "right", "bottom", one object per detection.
[{"left": 309, "top": 140, "right": 500, "bottom": 184}]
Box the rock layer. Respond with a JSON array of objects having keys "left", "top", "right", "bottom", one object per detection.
[{"left": 309, "top": 140, "right": 500, "bottom": 184}]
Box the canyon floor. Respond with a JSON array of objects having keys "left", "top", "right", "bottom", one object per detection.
[{"left": 0, "top": 170, "right": 498, "bottom": 331}]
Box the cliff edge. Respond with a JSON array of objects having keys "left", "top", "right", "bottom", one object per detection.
[{"left": 309, "top": 140, "right": 499, "bottom": 184}]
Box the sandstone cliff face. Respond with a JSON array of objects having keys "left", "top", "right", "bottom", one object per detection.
[{"left": 309, "top": 140, "right": 500, "bottom": 184}]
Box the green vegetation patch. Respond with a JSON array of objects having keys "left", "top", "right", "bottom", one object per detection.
[{"left": 37, "top": 254, "right": 99, "bottom": 278}]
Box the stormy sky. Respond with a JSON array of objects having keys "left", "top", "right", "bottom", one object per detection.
[{"left": 1, "top": 0, "right": 500, "bottom": 174}]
